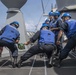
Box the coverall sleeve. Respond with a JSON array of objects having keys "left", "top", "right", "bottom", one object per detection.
[
  {"left": 56, "top": 20, "right": 62, "bottom": 28},
  {"left": 60, "top": 22, "right": 68, "bottom": 32},
  {"left": 30, "top": 31, "right": 40, "bottom": 43}
]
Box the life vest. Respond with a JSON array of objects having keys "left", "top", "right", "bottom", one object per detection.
[
  {"left": 49, "top": 19, "right": 55, "bottom": 28},
  {"left": 39, "top": 30, "right": 55, "bottom": 44},
  {"left": 65, "top": 19, "right": 76, "bottom": 38},
  {"left": 0, "top": 25, "right": 20, "bottom": 43},
  {"left": 51, "top": 19, "right": 62, "bottom": 35}
]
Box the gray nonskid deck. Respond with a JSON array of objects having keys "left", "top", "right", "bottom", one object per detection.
[{"left": 0, "top": 54, "right": 76, "bottom": 75}]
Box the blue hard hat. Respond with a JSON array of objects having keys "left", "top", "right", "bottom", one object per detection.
[
  {"left": 41, "top": 23, "right": 49, "bottom": 28},
  {"left": 45, "top": 19, "right": 49, "bottom": 23},
  {"left": 61, "top": 13, "right": 71, "bottom": 18},
  {"left": 10, "top": 21, "right": 19, "bottom": 28},
  {"left": 54, "top": 11, "right": 60, "bottom": 16},
  {"left": 49, "top": 11, "right": 54, "bottom": 16}
]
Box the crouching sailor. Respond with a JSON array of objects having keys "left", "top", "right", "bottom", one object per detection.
[{"left": 17, "top": 23, "right": 56, "bottom": 68}]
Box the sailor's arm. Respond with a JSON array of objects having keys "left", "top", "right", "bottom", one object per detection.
[
  {"left": 56, "top": 30, "right": 63, "bottom": 45},
  {"left": 50, "top": 27, "right": 60, "bottom": 31},
  {"left": 24, "top": 31, "right": 40, "bottom": 45},
  {"left": 56, "top": 22, "right": 68, "bottom": 45}
]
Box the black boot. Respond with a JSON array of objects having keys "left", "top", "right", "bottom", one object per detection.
[
  {"left": 57, "top": 60, "right": 61, "bottom": 68},
  {"left": 50, "top": 55, "right": 57, "bottom": 66},
  {"left": 54, "top": 58, "right": 62, "bottom": 68},
  {"left": 12, "top": 62, "right": 15, "bottom": 68},
  {"left": 12, "top": 57, "right": 17, "bottom": 68},
  {"left": 17, "top": 60, "right": 23, "bottom": 68},
  {"left": 46, "top": 58, "right": 51, "bottom": 67},
  {"left": 51, "top": 55, "right": 61, "bottom": 68}
]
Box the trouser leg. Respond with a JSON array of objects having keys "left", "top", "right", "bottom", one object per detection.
[
  {"left": 56, "top": 44, "right": 63, "bottom": 55},
  {"left": 8, "top": 44, "right": 18, "bottom": 68},
  {"left": 44, "top": 44, "right": 56, "bottom": 66},
  {"left": 18, "top": 44, "right": 55, "bottom": 68},
  {"left": 9, "top": 44, "right": 18, "bottom": 58},
  {"left": 21, "top": 45, "right": 42, "bottom": 62},
  {"left": 55, "top": 35, "right": 63, "bottom": 56},
  {"left": 54, "top": 38, "right": 76, "bottom": 67},
  {"left": 40, "top": 44, "right": 55, "bottom": 59},
  {"left": 59, "top": 37, "right": 76, "bottom": 60},
  {"left": 17, "top": 45, "right": 43, "bottom": 68},
  {"left": 0, "top": 40, "right": 18, "bottom": 68}
]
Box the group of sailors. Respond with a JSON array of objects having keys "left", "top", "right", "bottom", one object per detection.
[{"left": 0, "top": 10, "right": 76, "bottom": 68}]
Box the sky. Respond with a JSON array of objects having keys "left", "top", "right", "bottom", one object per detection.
[{"left": 0, "top": 0, "right": 56, "bottom": 31}]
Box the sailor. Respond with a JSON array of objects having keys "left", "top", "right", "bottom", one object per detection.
[
  {"left": 0, "top": 21, "right": 20, "bottom": 68},
  {"left": 48, "top": 11, "right": 55, "bottom": 28},
  {"left": 39, "top": 19, "right": 50, "bottom": 58},
  {"left": 50, "top": 11, "right": 63, "bottom": 56},
  {"left": 45, "top": 19, "right": 50, "bottom": 24},
  {"left": 55, "top": 13, "right": 76, "bottom": 67},
  {"left": 17, "top": 23, "right": 56, "bottom": 68}
]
